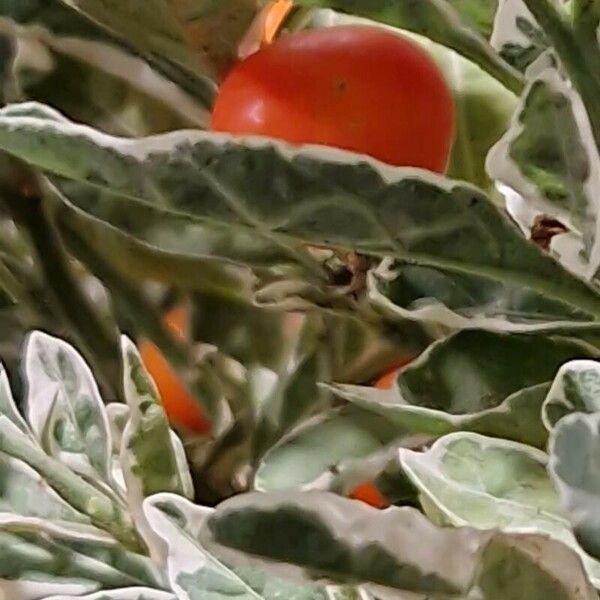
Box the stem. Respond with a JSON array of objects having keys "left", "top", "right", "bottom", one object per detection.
[
  {"left": 523, "top": 0, "right": 600, "bottom": 149},
  {"left": 0, "top": 258, "right": 24, "bottom": 305},
  {"left": 572, "top": 0, "right": 600, "bottom": 32},
  {"left": 57, "top": 209, "right": 227, "bottom": 423},
  {"left": 59, "top": 219, "right": 190, "bottom": 368},
  {"left": 0, "top": 183, "right": 121, "bottom": 398}
]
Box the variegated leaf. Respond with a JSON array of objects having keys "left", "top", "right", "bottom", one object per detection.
[{"left": 400, "top": 431, "right": 600, "bottom": 585}]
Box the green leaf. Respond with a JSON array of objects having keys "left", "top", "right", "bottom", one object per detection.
[
  {"left": 0, "top": 11, "right": 207, "bottom": 134},
  {"left": 542, "top": 359, "right": 600, "bottom": 429},
  {"left": 473, "top": 532, "right": 596, "bottom": 600},
  {"left": 48, "top": 183, "right": 253, "bottom": 300},
  {"left": 367, "top": 259, "right": 599, "bottom": 332},
  {"left": 294, "top": 0, "right": 524, "bottom": 93},
  {"left": 0, "top": 0, "right": 214, "bottom": 107},
  {"left": 205, "top": 490, "right": 596, "bottom": 597},
  {"left": 0, "top": 451, "right": 91, "bottom": 523},
  {"left": 0, "top": 415, "right": 140, "bottom": 550},
  {"left": 56, "top": 187, "right": 312, "bottom": 310},
  {"left": 332, "top": 329, "right": 589, "bottom": 446},
  {"left": 0, "top": 0, "right": 116, "bottom": 40},
  {"left": 120, "top": 336, "right": 193, "bottom": 561},
  {"left": 45, "top": 590, "right": 176, "bottom": 600},
  {"left": 21, "top": 35, "right": 209, "bottom": 134},
  {"left": 23, "top": 330, "right": 114, "bottom": 489},
  {"left": 491, "top": 0, "right": 552, "bottom": 71},
  {"left": 549, "top": 412, "right": 600, "bottom": 562},
  {"left": 121, "top": 336, "right": 193, "bottom": 500},
  {"left": 0, "top": 256, "right": 21, "bottom": 307},
  {"left": 487, "top": 68, "right": 600, "bottom": 280},
  {"left": 252, "top": 320, "right": 332, "bottom": 460},
  {"left": 0, "top": 515, "right": 161, "bottom": 595},
  {"left": 254, "top": 405, "right": 405, "bottom": 492},
  {"left": 2, "top": 105, "right": 600, "bottom": 327},
  {"left": 156, "top": 0, "right": 259, "bottom": 79},
  {"left": 0, "top": 362, "right": 31, "bottom": 434},
  {"left": 322, "top": 587, "right": 370, "bottom": 600},
  {"left": 0, "top": 578, "right": 96, "bottom": 598},
  {"left": 143, "top": 493, "right": 329, "bottom": 599},
  {"left": 106, "top": 403, "right": 130, "bottom": 494},
  {"left": 335, "top": 379, "right": 551, "bottom": 446},
  {"left": 400, "top": 431, "right": 600, "bottom": 585},
  {"left": 447, "top": 0, "right": 499, "bottom": 38},
  {"left": 395, "top": 330, "right": 589, "bottom": 413},
  {"left": 56, "top": 0, "right": 255, "bottom": 102}
]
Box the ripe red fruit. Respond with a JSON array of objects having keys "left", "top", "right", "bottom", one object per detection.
[{"left": 212, "top": 25, "right": 455, "bottom": 171}]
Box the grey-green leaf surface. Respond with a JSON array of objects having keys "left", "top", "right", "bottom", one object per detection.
[
  {"left": 254, "top": 405, "right": 407, "bottom": 492},
  {"left": 490, "top": 0, "right": 551, "bottom": 71},
  {"left": 0, "top": 515, "right": 162, "bottom": 598},
  {"left": 106, "top": 403, "right": 130, "bottom": 494},
  {"left": 0, "top": 0, "right": 214, "bottom": 105},
  {"left": 311, "top": 1, "right": 500, "bottom": 40},
  {"left": 57, "top": 0, "right": 218, "bottom": 104},
  {"left": 45, "top": 589, "right": 176, "bottom": 600},
  {"left": 252, "top": 319, "right": 332, "bottom": 460},
  {"left": 121, "top": 336, "right": 193, "bottom": 500},
  {"left": 332, "top": 329, "right": 589, "bottom": 447},
  {"left": 0, "top": 451, "right": 91, "bottom": 523},
  {"left": 1, "top": 105, "right": 600, "bottom": 327},
  {"left": 48, "top": 184, "right": 254, "bottom": 298},
  {"left": 332, "top": 381, "right": 550, "bottom": 447},
  {"left": 0, "top": 14, "right": 209, "bottom": 133},
  {"left": 367, "top": 258, "right": 599, "bottom": 332},
  {"left": 542, "top": 359, "right": 600, "bottom": 429},
  {"left": 54, "top": 177, "right": 308, "bottom": 275},
  {"left": 23, "top": 330, "right": 114, "bottom": 489},
  {"left": 549, "top": 412, "right": 600, "bottom": 562},
  {"left": 57, "top": 0, "right": 254, "bottom": 81},
  {"left": 487, "top": 68, "right": 600, "bottom": 280},
  {"left": 144, "top": 492, "right": 328, "bottom": 599},
  {"left": 205, "top": 490, "right": 596, "bottom": 598},
  {"left": 447, "top": 0, "right": 498, "bottom": 38},
  {"left": 0, "top": 0, "right": 119, "bottom": 41},
  {"left": 395, "top": 330, "right": 590, "bottom": 414},
  {"left": 0, "top": 362, "right": 31, "bottom": 434},
  {"left": 0, "top": 575, "right": 97, "bottom": 599},
  {"left": 0, "top": 415, "right": 140, "bottom": 550},
  {"left": 472, "top": 531, "right": 596, "bottom": 600},
  {"left": 120, "top": 336, "right": 193, "bottom": 561},
  {"left": 294, "top": 0, "right": 524, "bottom": 93},
  {"left": 400, "top": 431, "right": 600, "bottom": 585},
  {"left": 0, "top": 256, "right": 20, "bottom": 306}
]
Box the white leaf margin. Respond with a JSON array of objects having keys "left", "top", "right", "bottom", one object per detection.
[
  {"left": 23, "top": 330, "right": 114, "bottom": 487},
  {"left": 487, "top": 68, "right": 600, "bottom": 281}
]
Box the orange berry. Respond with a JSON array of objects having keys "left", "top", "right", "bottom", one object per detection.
[
  {"left": 140, "top": 306, "right": 211, "bottom": 435},
  {"left": 262, "top": 0, "right": 294, "bottom": 45},
  {"left": 350, "top": 482, "right": 389, "bottom": 509},
  {"left": 374, "top": 357, "right": 413, "bottom": 390}
]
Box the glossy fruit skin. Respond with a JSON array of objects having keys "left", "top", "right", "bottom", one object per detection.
[
  {"left": 350, "top": 482, "right": 389, "bottom": 509},
  {"left": 212, "top": 25, "right": 455, "bottom": 171},
  {"left": 140, "top": 306, "right": 211, "bottom": 435}
]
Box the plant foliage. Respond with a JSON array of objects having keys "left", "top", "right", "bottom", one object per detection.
[{"left": 0, "top": 0, "right": 600, "bottom": 598}]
